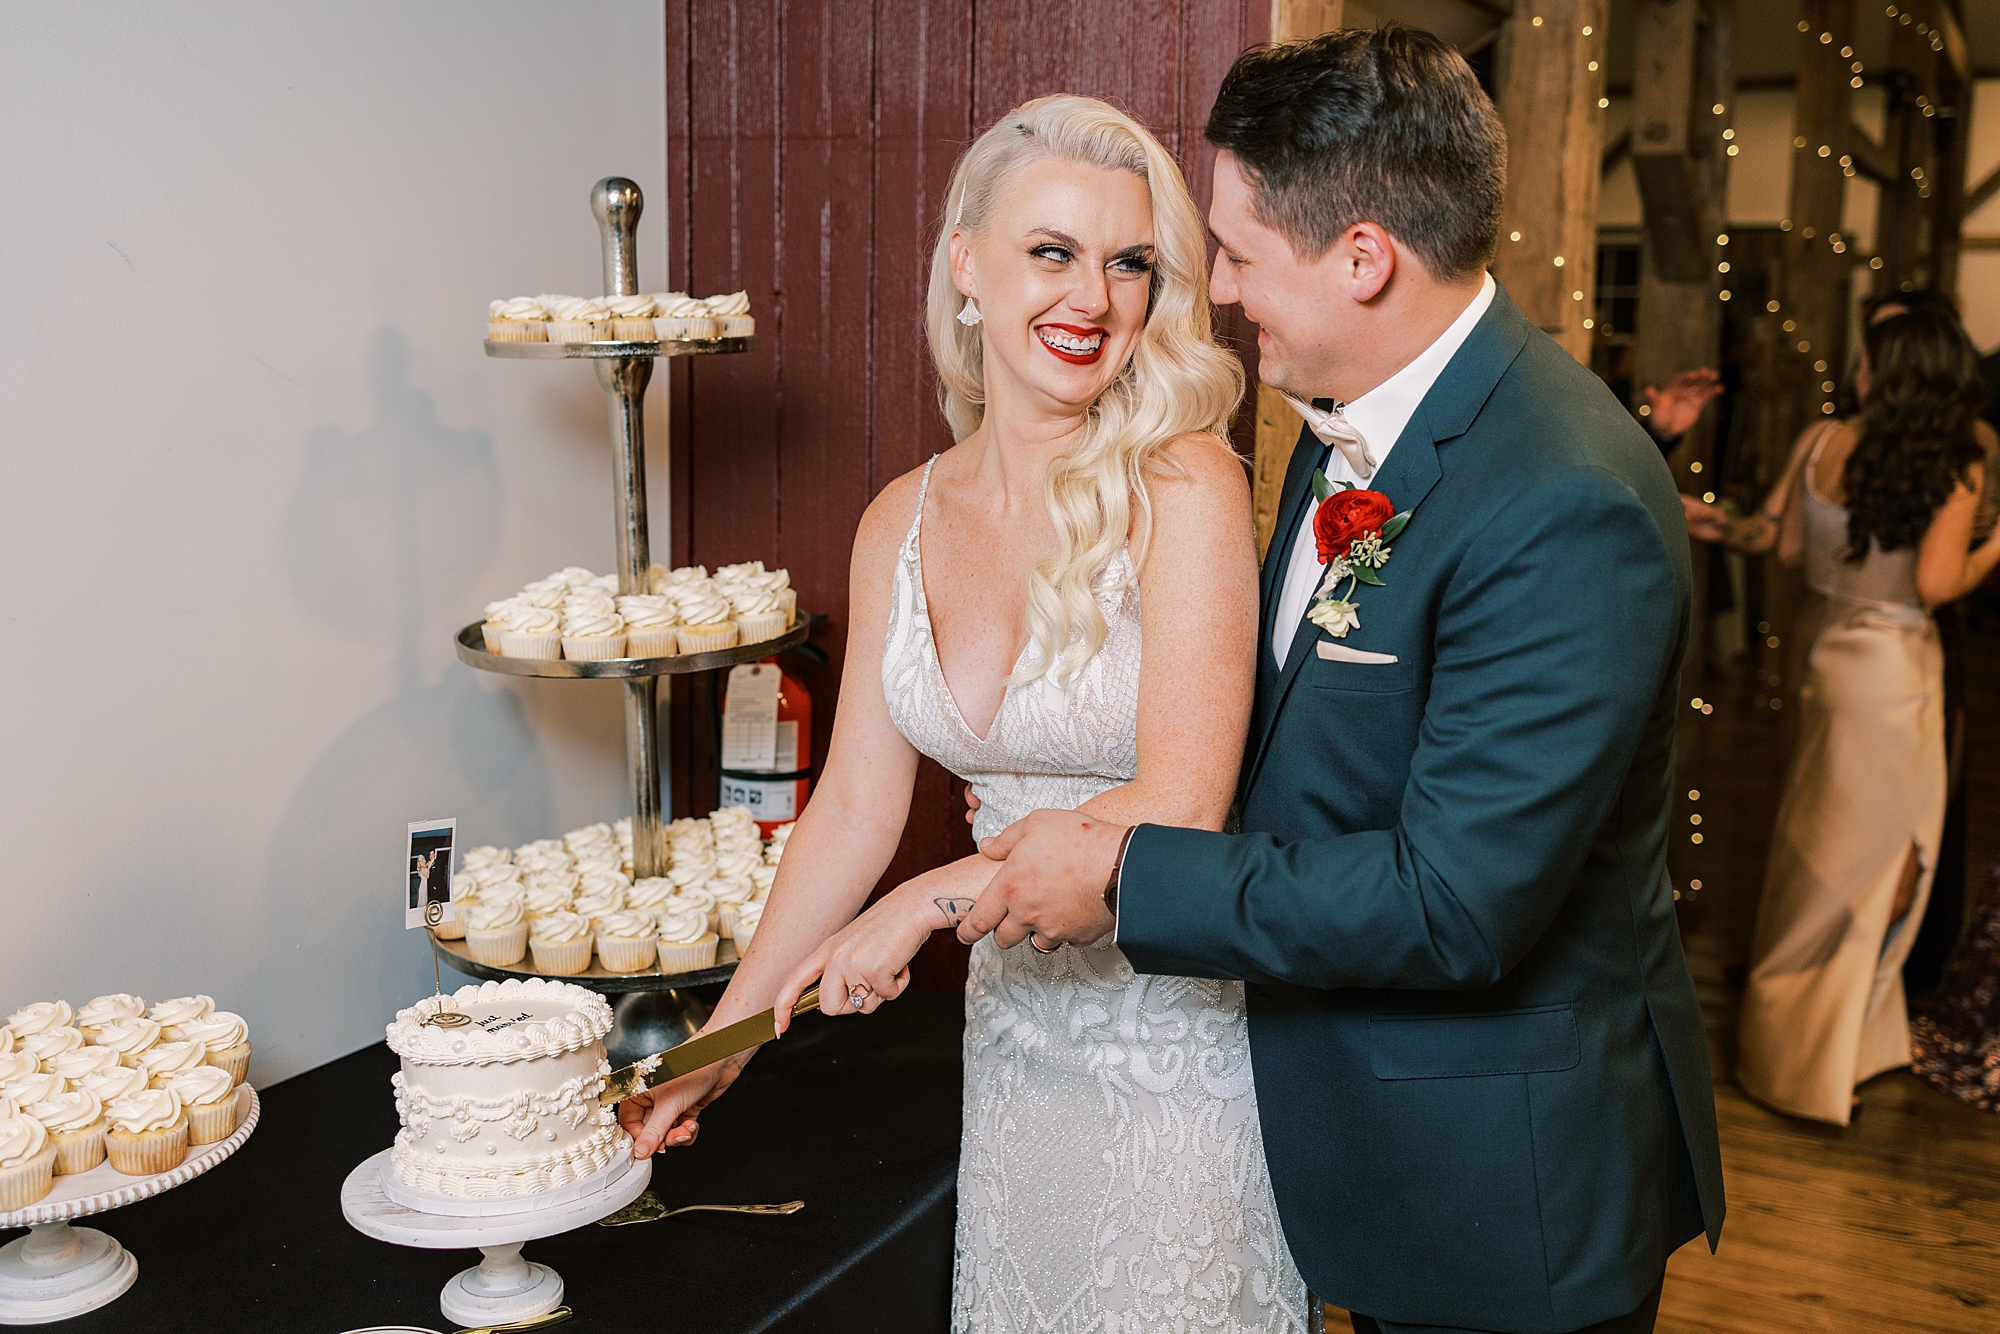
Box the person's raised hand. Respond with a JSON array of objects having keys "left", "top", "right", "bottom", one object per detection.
[
  {"left": 962, "top": 810, "right": 1123, "bottom": 950},
  {"left": 617, "top": 1051, "right": 747, "bottom": 1159},
  {"left": 1643, "top": 368, "right": 1724, "bottom": 439}
]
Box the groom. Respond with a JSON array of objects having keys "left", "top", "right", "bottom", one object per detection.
[{"left": 962, "top": 26, "right": 1725, "bottom": 1334}]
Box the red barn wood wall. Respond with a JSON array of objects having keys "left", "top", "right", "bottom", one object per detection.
[{"left": 661, "top": 0, "right": 1268, "bottom": 989}]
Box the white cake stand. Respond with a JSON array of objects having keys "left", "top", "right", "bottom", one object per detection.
[
  {"left": 0, "top": 1084, "right": 259, "bottom": 1325},
  {"left": 340, "top": 1145, "right": 651, "bottom": 1326}
]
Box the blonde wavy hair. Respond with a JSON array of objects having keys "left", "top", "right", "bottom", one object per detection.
[{"left": 927, "top": 95, "right": 1244, "bottom": 684}]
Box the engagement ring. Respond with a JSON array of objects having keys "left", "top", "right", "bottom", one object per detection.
[{"left": 848, "top": 984, "right": 871, "bottom": 1009}]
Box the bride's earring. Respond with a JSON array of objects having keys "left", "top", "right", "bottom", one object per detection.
[{"left": 956, "top": 298, "right": 983, "bottom": 328}]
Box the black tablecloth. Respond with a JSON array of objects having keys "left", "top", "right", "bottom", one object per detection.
[{"left": 6, "top": 990, "right": 963, "bottom": 1333}]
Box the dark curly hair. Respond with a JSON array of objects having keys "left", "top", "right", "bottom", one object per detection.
[{"left": 1842, "top": 306, "right": 1987, "bottom": 560}]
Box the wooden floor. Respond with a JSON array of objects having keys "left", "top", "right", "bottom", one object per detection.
[{"left": 1328, "top": 613, "right": 2000, "bottom": 1333}]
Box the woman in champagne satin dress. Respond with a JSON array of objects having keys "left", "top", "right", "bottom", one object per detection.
[{"left": 1686, "top": 307, "right": 2000, "bottom": 1124}]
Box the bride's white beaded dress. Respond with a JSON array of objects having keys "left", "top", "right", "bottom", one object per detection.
[{"left": 883, "top": 458, "right": 1307, "bottom": 1334}]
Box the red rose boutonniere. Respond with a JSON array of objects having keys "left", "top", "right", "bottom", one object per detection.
[{"left": 1307, "top": 470, "right": 1413, "bottom": 639}]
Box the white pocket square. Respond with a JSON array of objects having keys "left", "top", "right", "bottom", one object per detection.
[{"left": 1317, "top": 642, "right": 1399, "bottom": 665}]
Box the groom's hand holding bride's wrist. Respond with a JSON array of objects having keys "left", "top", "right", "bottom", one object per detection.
[{"left": 963, "top": 810, "right": 1125, "bottom": 948}]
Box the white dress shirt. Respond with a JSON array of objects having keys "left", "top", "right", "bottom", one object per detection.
[{"left": 1270, "top": 272, "right": 1496, "bottom": 668}]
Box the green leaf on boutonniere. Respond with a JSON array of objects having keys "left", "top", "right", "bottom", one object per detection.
[
  {"left": 1311, "top": 469, "right": 1335, "bottom": 502},
  {"left": 1352, "top": 566, "right": 1385, "bottom": 586},
  {"left": 1380, "top": 511, "right": 1412, "bottom": 541}
]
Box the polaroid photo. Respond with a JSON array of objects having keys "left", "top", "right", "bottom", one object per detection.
[{"left": 406, "top": 818, "right": 457, "bottom": 930}]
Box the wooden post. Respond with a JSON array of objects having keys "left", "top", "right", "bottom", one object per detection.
[
  {"left": 1251, "top": 0, "right": 1344, "bottom": 559},
  {"left": 1491, "top": 0, "right": 1610, "bottom": 364},
  {"left": 1629, "top": 0, "right": 1732, "bottom": 680}
]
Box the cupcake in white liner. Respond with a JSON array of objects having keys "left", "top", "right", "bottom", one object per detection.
[
  {"left": 667, "top": 883, "right": 720, "bottom": 935},
  {"left": 544, "top": 295, "right": 610, "bottom": 342},
  {"left": 525, "top": 867, "right": 580, "bottom": 902},
  {"left": 564, "top": 583, "right": 618, "bottom": 617},
  {"left": 586, "top": 571, "right": 621, "bottom": 593},
  {"left": 480, "top": 598, "right": 523, "bottom": 654},
  {"left": 103, "top": 1087, "right": 188, "bottom": 1176},
  {"left": 463, "top": 896, "right": 529, "bottom": 966},
  {"left": 705, "top": 873, "right": 757, "bottom": 940},
  {"left": 49, "top": 1045, "right": 120, "bottom": 1085},
  {"left": 571, "top": 881, "right": 626, "bottom": 934},
  {"left": 573, "top": 851, "right": 627, "bottom": 881},
  {"left": 19, "top": 1025, "right": 83, "bottom": 1068},
  {"left": 562, "top": 606, "right": 627, "bottom": 661},
  {"left": 26, "top": 1088, "right": 106, "bottom": 1174},
  {"left": 667, "top": 854, "right": 716, "bottom": 896},
  {"left": 603, "top": 293, "right": 658, "bottom": 341},
  {"left": 147, "top": 995, "right": 214, "bottom": 1038},
  {"left": 517, "top": 577, "right": 570, "bottom": 611},
  {"left": 653, "top": 564, "right": 708, "bottom": 595},
  {"left": 579, "top": 865, "right": 632, "bottom": 896},
  {"left": 729, "top": 586, "right": 789, "bottom": 643},
  {"left": 655, "top": 903, "right": 719, "bottom": 974},
  {"left": 730, "top": 898, "right": 765, "bottom": 950},
  {"left": 0, "top": 1109, "right": 55, "bottom": 1209},
  {"left": 6, "top": 1002, "right": 73, "bottom": 1041},
  {"left": 565, "top": 822, "right": 615, "bottom": 853},
  {"left": 595, "top": 910, "right": 659, "bottom": 973},
  {"left": 166, "top": 1066, "right": 237, "bottom": 1145},
  {"left": 529, "top": 910, "right": 594, "bottom": 976},
  {"left": 617, "top": 593, "right": 679, "bottom": 657},
  {"left": 80, "top": 1065, "right": 146, "bottom": 1106},
  {"left": 74, "top": 994, "right": 145, "bottom": 1041},
  {"left": 137, "top": 1040, "right": 208, "bottom": 1089},
  {"left": 674, "top": 585, "right": 739, "bottom": 653},
  {"left": 92, "top": 1017, "right": 162, "bottom": 1068},
  {"left": 501, "top": 604, "right": 563, "bottom": 660},
  {"left": 0, "top": 1051, "right": 45, "bottom": 1085},
  {"left": 522, "top": 882, "right": 573, "bottom": 922},
  {"left": 627, "top": 875, "right": 677, "bottom": 919},
  {"left": 652, "top": 292, "right": 720, "bottom": 341},
  {"left": 176, "top": 1012, "right": 252, "bottom": 1086},
  {"left": 702, "top": 291, "right": 754, "bottom": 338},
  {"left": 753, "top": 567, "right": 797, "bottom": 619},
  {"left": 714, "top": 561, "right": 765, "bottom": 583},
  {"left": 749, "top": 863, "right": 776, "bottom": 900},
  {"left": 487, "top": 296, "right": 548, "bottom": 343},
  {"left": 470, "top": 863, "right": 526, "bottom": 902}
]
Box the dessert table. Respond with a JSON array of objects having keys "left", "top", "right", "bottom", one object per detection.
[{"left": 0, "top": 989, "right": 961, "bottom": 1332}]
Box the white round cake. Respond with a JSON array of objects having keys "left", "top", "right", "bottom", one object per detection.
[{"left": 385, "top": 978, "right": 623, "bottom": 1199}]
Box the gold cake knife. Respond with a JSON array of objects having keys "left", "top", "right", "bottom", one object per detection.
[{"left": 599, "top": 987, "right": 819, "bottom": 1106}]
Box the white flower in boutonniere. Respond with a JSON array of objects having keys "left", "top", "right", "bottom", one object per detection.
[{"left": 1306, "top": 469, "right": 1414, "bottom": 640}]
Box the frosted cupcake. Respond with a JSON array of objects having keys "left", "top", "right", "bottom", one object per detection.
[
  {"left": 573, "top": 851, "right": 626, "bottom": 881},
  {"left": 668, "top": 884, "right": 720, "bottom": 935},
  {"left": 174, "top": 1012, "right": 252, "bottom": 1087},
  {"left": 481, "top": 598, "right": 522, "bottom": 654},
  {"left": 603, "top": 293, "right": 659, "bottom": 341},
  {"left": 562, "top": 607, "right": 626, "bottom": 661},
  {"left": 729, "top": 586, "right": 789, "bottom": 643},
  {"left": 524, "top": 868, "right": 580, "bottom": 902},
  {"left": 6, "top": 1002, "right": 73, "bottom": 1041},
  {"left": 595, "top": 910, "right": 659, "bottom": 973},
  {"left": 618, "top": 594, "right": 679, "bottom": 657},
  {"left": 753, "top": 566, "right": 797, "bottom": 619},
  {"left": 463, "top": 896, "right": 529, "bottom": 967},
  {"left": 1, "top": 1072, "right": 64, "bottom": 1109},
  {"left": 653, "top": 564, "right": 707, "bottom": 595},
  {"left": 461, "top": 844, "right": 511, "bottom": 873},
  {"left": 564, "top": 583, "right": 618, "bottom": 618},
  {"left": 472, "top": 861, "right": 528, "bottom": 896},
  {"left": 49, "top": 1046, "right": 120, "bottom": 1085},
  {"left": 19, "top": 1026, "right": 83, "bottom": 1068},
  {"left": 553, "top": 565, "right": 597, "bottom": 587},
  {"left": 26, "top": 1088, "right": 106, "bottom": 1175},
  {"left": 167, "top": 1066, "right": 237, "bottom": 1146},
  {"left": 714, "top": 561, "right": 765, "bottom": 583},
  {"left": 522, "top": 882, "right": 573, "bottom": 923},
  {"left": 501, "top": 605, "right": 563, "bottom": 660},
  {"left": 545, "top": 296, "right": 610, "bottom": 343},
  {"left": 702, "top": 291, "right": 754, "bottom": 338},
  {"left": 148, "top": 996, "right": 214, "bottom": 1039},
  {"left": 75, "top": 994, "right": 146, "bottom": 1041},
  {"left": 138, "top": 1040, "right": 208, "bottom": 1088},
  {"left": 749, "top": 863, "right": 776, "bottom": 899},
  {"left": 92, "top": 1017, "right": 162, "bottom": 1068},
  {"left": 653, "top": 293, "right": 719, "bottom": 342},
  {"left": 565, "top": 822, "right": 615, "bottom": 854},
  {"left": 765, "top": 821, "right": 796, "bottom": 863},
  {"left": 529, "top": 911, "right": 593, "bottom": 976},
  {"left": 627, "top": 876, "right": 677, "bottom": 918},
  {"left": 571, "top": 882, "right": 626, "bottom": 933},
  {"left": 432, "top": 874, "right": 472, "bottom": 940},
  {"left": 0, "top": 1109, "right": 55, "bottom": 1209},
  {"left": 655, "top": 903, "right": 719, "bottom": 973},
  {"left": 730, "top": 898, "right": 765, "bottom": 950},
  {"left": 707, "top": 874, "right": 757, "bottom": 939},
  {"left": 675, "top": 585, "right": 739, "bottom": 652},
  {"left": 79, "top": 1065, "right": 146, "bottom": 1105},
  {"left": 488, "top": 296, "right": 548, "bottom": 343},
  {"left": 517, "top": 577, "right": 570, "bottom": 611},
  {"left": 103, "top": 1088, "right": 188, "bottom": 1176},
  {"left": 667, "top": 853, "right": 716, "bottom": 895}
]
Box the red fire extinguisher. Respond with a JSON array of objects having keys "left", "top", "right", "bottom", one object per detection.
[{"left": 718, "top": 658, "right": 812, "bottom": 837}]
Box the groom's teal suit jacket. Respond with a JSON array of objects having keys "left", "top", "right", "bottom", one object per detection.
[{"left": 1118, "top": 285, "right": 1725, "bottom": 1333}]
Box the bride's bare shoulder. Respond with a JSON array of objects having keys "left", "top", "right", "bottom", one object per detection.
[
  {"left": 850, "top": 457, "right": 938, "bottom": 569},
  {"left": 1145, "top": 432, "right": 1251, "bottom": 520}
]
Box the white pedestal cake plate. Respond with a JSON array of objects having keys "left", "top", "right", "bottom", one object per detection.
[
  {"left": 0, "top": 1084, "right": 259, "bottom": 1325},
  {"left": 341, "top": 1143, "right": 651, "bottom": 1326}
]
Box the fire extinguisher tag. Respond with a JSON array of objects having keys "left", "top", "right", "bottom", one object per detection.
[{"left": 721, "top": 664, "right": 781, "bottom": 770}]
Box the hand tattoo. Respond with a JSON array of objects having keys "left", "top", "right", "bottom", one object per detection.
[{"left": 934, "top": 897, "right": 977, "bottom": 928}]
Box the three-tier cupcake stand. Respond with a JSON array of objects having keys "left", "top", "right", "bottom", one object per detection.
[{"left": 441, "top": 178, "right": 807, "bottom": 1060}]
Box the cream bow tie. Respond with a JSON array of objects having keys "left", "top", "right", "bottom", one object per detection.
[{"left": 1283, "top": 394, "right": 1376, "bottom": 481}]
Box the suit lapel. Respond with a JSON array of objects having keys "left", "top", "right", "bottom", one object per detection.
[
  {"left": 1259, "top": 423, "right": 1325, "bottom": 667},
  {"left": 1241, "top": 282, "right": 1534, "bottom": 797}
]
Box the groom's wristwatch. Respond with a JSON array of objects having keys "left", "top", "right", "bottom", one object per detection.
[{"left": 1103, "top": 826, "right": 1138, "bottom": 918}]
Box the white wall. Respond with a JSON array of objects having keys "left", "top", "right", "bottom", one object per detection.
[{"left": 0, "top": 3, "right": 671, "bottom": 1085}]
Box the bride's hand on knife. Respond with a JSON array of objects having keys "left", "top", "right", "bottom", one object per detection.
[
  {"left": 618, "top": 1049, "right": 750, "bottom": 1158},
  {"left": 769, "top": 878, "right": 944, "bottom": 1033}
]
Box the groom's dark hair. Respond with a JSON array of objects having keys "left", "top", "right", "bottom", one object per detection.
[{"left": 1206, "top": 25, "right": 1505, "bottom": 281}]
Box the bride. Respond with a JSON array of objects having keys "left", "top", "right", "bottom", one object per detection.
[{"left": 621, "top": 94, "right": 1307, "bottom": 1332}]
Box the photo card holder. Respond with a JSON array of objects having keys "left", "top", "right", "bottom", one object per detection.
[{"left": 406, "top": 818, "right": 457, "bottom": 931}]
